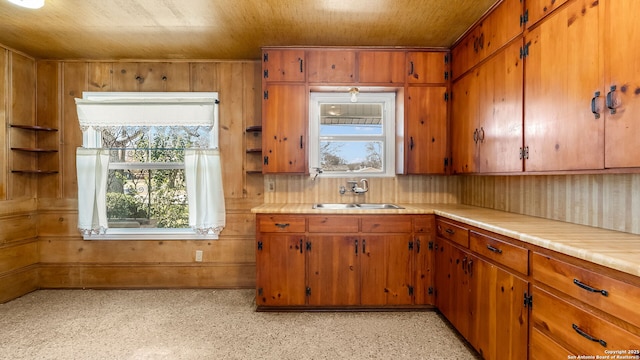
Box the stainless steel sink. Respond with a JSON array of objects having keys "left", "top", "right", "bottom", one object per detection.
[{"left": 312, "top": 203, "right": 403, "bottom": 210}]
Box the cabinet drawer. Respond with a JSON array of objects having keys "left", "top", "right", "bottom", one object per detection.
[
  {"left": 532, "top": 287, "right": 640, "bottom": 354},
  {"left": 414, "top": 215, "right": 435, "bottom": 233},
  {"left": 361, "top": 215, "right": 412, "bottom": 233},
  {"left": 257, "top": 215, "right": 306, "bottom": 233},
  {"left": 436, "top": 219, "right": 469, "bottom": 247},
  {"left": 308, "top": 216, "right": 359, "bottom": 233},
  {"left": 530, "top": 328, "right": 575, "bottom": 360},
  {"left": 470, "top": 231, "right": 528, "bottom": 275},
  {"left": 533, "top": 253, "right": 640, "bottom": 329}
]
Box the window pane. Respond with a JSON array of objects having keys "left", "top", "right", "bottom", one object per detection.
[
  {"left": 106, "top": 169, "right": 189, "bottom": 229},
  {"left": 320, "top": 103, "right": 383, "bottom": 136},
  {"left": 320, "top": 141, "right": 383, "bottom": 173},
  {"left": 103, "top": 126, "right": 210, "bottom": 163}
]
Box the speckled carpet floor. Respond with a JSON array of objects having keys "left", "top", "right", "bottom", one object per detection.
[{"left": 0, "top": 289, "right": 478, "bottom": 360}]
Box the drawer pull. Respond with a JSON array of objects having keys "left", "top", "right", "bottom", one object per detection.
[
  {"left": 573, "top": 279, "right": 609, "bottom": 297},
  {"left": 486, "top": 245, "right": 503, "bottom": 254},
  {"left": 572, "top": 324, "right": 607, "bottom": 348},
  {"left": 445, "top": 228, "right": 455, "bottom": 235},
  {"left": 275, "top": 223, "right": 290, "bottom": 229}
]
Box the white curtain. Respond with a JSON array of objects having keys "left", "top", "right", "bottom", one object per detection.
[
  {"left": 76, "top": 148, "right": 110, "bottom": 234},
  {"left": 184, "top": 149, "right": 225, "bottom": 235}
]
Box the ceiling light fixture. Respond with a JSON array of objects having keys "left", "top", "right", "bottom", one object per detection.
[
  {"left": 6, "top": 0, "right": 44, "bottom": 9},
  {"left": 349, "top": 87, "right": 359, "bottom": 103}
]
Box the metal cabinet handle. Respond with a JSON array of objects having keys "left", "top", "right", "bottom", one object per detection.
[
  {"left": 445, "top": 228, "right": 455, "bottom": 235},
  {"left": 606, "top": 85, "right": 617, "bottom": 114},
  {"left": 362, "top": 239, "right": 366, "bottom": 254},
  {"left": 299, "top": 239, "right": 303, "bottom": 254},
  {"left": 275, "top": 223, "right": 290, "bottom": 229},
  {"left": 416, "top": 239, "right": 421, "bottom": 254},
  {"left": 473, "top": 129, "right": 479, "bottom": 144},
  {"left": 410, "top": 136, "right": 414, "bottom": 151},
  {"left": 572, "top": 324, "right": 607, "bottom": 347},
  {"left": 591, "top": 91, "right": 601, "bottom": 119},
  {"left": 300, "top": 136, "right": 303, "bottom": 149},
  {"left": 409, "top": 61, "right": 415, "bottom": 76},
  {"left": 355, "top": 239, "right": 358, "bottom": 255},
  {"left": 467, "top": 260, "right": 473, "bottom": 275},
  {"left": 573, "top": 279, "right": 608, "bottom": 296},
  {"left": 299, "top": 58, "right": 303, "bottom": 73},
  {"left": 479, "top": 127, "right": 485, "bottom": 142},
  {"left": 486, "top": 245, "right": 503, "bottom": 254}
]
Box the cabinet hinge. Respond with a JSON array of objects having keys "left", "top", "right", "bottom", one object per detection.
[
  {"left": 258, "top": 288, "right": 263, "bottom": 296},
  {"left": 306, "top": 241, "right": 312, "bottom": 251},
  {"left": 444, "top": 71, "right": 449, "bottom": 81},
  {"left": 428, "top": 287, "right": 434, "bottom": 295},
  {"left": 444, "top": 54, "right": 449, "bottom": 64},
  {"left": 408, "top": 241, "right": 414, "bottom": 250},
  {"left": 444, "top": 92, "right": 449, "bottom": 102},
  {"left": 520, "top": 9, "right": 529, "bottom": 26},
  {"left": 263, "top": 90, "right": 269, "bottom": 100},
  {"left": 306, "top": 287, "right": 311, "bottom": 296},
  {"left": 524, "top": 292, "right": 533, "bottom": 308},
  {"left": 519, "top": 146, "right": 529, "bottom": 160},
  {"left": 408, "top": 286, "right": 414, "bottom": 296},
  {"left": 428, "top": 241, "right": 434, "bottom": 250},
  {"left": 263, "top": 69, "right": 269, "bottom": 79},
  {"left": 263, "top": 53, "right": 268, "bottom": 62},
  {"left": 257, "top": 241, "right": 263, "bottom": 250},
  {"left": 444, "top": 158, "right": 449, "bottom": 168},
  {"left": 520, "top": 42, "right": 531, "bottom": 59},
  {"left": 264, "top": 156, "right": 269, "bottom": 165}
]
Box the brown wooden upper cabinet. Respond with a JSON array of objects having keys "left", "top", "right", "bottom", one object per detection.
[
  {"left": 307, "top": 50, "right": 356, "bottom": 83},
  {"left": 406, "top": 52, "right": 449, "bottom": 84},
  {"left": 525, "top": 0, "right": 569, "bottom": 28},
  {"left": 262, "top": 49, "right": 306, "bottom": 82},
  {"left": 358, "top": 50, "right": 405, "bottom": 84},
  {"left": 451, "top": 40, "right": 523, "bottom": 174},
  {"left": 451, "top": 0, "right": 523, "bottom": 80},
  {"left": 523, "top": 0, "right": 603, "bottom": 171},
  {"left": 262, "top": 83, "right": 308, "bottom": 173}
]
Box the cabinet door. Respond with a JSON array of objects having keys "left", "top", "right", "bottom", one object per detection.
[
  {"left": 307, "top": 50, "right": 356, "bottom": 83},
  {"left": 262, "top": 83, "right": 307, "bottom": 173},
  {"left": 256, "top": 234, "right": 307, "bottom": 306},
  {"left": 525, "top": 0, "right": 569, "bottom": 28},
  {"left": 405, "top": 86, "right": 448, "bottom": 174},
  {"left": 358, "top": 51, "right": 405, "bottom": 84},
  {"left": 307, "top": 235, "right": 360, "bottom": 306},
  {"left": 471, "top": 259, "right": 528, "bottom": 360},
  {"left": 414, "top": 233, "right": 435, "bottom": 306},
  {"left": 524, "top": 0, "right": 603, "bottom": 171},
  {"left": 477, "top": 40, "right": 523, "bottom": 173},
  {"left": 360, "top": 235, "right": 413, "bottom": 306},
  {"left": 406, "top": 52, "right": 448, "bottom": 84},
  {"left": 262, "top": 49, "right": 305, "bottom": 82},
  {"left": 451, "top": 68, "right": 480, "bottom": 174},
  {"left": 604, "top": 0, "right": 640, "bottom": 168}
]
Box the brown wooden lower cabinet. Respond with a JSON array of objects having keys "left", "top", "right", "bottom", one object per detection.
[{"left": 255, "top": 214, "right": 435, "bottom": 309}]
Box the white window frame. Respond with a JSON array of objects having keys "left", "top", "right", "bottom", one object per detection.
[
  {"left": 309, "top": 92, "right": 396, "bottom": 177},
  {"left": 80, "top": 92, "right": 219, "bottom": 240}
]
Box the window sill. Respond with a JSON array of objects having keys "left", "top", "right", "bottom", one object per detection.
[{"left": 83, "top": 228, "right": 219, "bottom": 241}]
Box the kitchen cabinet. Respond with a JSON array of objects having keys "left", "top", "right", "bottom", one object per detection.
[
  {"left": 405, "top": 86, "right": 448, "bottom": 174},
  {"left": 523, "top": 0, "right": 603, "bottom": 171},
  {"left": 435, "top": 219, "right": 529, "bottom": 360},
  {"left": 529, "top": 328, "right": 575, "bottom": 360},
  {"left": 262, "top": 83, "right": 308, "bottom": 173},
  {"left": 262, "top": 49, "right": 306, "bottom": 82},
  {"left": 525, "top": 0, "right": 570, "bottom": 28},
  {"left": 255, "top": 215, "right": 307, "bottom": 306},
  {"left": 451, "top": 0, "right": 523, "bottom": 80},
  {"left": 307, "top": 50, "right": 356, "bottom": 83},
  {"left": 358, "top": 50, "right": 405, "bottom": 84},
  {"left": 451, "top": 39, "right": 523, "bottom": 174},
  {"left": 256, "top": 214, "right": 435, "bottom": 309},
  {"left": 531, "top": 252, "right": 640, "bottom": 355},
  {"left": 406, "top": 52, "right": 449, "bottom": 84},
  {"left": 603, "top": 0, "right": 640, "bottom": 168}
]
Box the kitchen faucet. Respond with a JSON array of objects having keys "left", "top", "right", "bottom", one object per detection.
[{"left": 347, "top": 179, "right": 369, "bottom": 194}]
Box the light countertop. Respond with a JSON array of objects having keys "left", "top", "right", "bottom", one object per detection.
[{"left": 252, "top": 203, "right": 640, "bottom": 278}]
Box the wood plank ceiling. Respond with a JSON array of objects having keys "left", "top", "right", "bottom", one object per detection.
[{"left": 0, "top": 0, "right": 498, "bottom": 60}]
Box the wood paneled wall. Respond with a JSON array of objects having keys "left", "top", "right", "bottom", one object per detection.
[
  {"left": 0, "top": 46, "right": 40, "bottom": 303},
  {"left": 460, "top": 174, "right": 640, "bottom": 235},
  {"left": 33, "top": 60, "right": 263, "bottom": 292}
]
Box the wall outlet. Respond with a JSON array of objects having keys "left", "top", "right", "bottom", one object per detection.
[
  {"left": 195, "top": 250, "right": 203, "bottom": 262},
  {"left": 267, "top": 179, "right": 275, "bottom": 192}
]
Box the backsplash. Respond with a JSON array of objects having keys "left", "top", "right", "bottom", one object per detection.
[
  {"left": 460, "top": 174, "right": 640, "bottom": 235},
  {"left": 264, "top": 175, "right": 461, "bottom": 204}
]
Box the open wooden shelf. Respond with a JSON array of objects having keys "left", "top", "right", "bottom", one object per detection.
[
  {"left": 245, "top": 125, "right": 262, "bottom": 133},
  {"left": 11, "top": 147, "right": 58, "bottom": 152},
  {"left": 10, "top": 124, "right": 58, "bottom": 132},
  {"left": 11, "top": 169, "right": 59, "bottom": 174}
]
